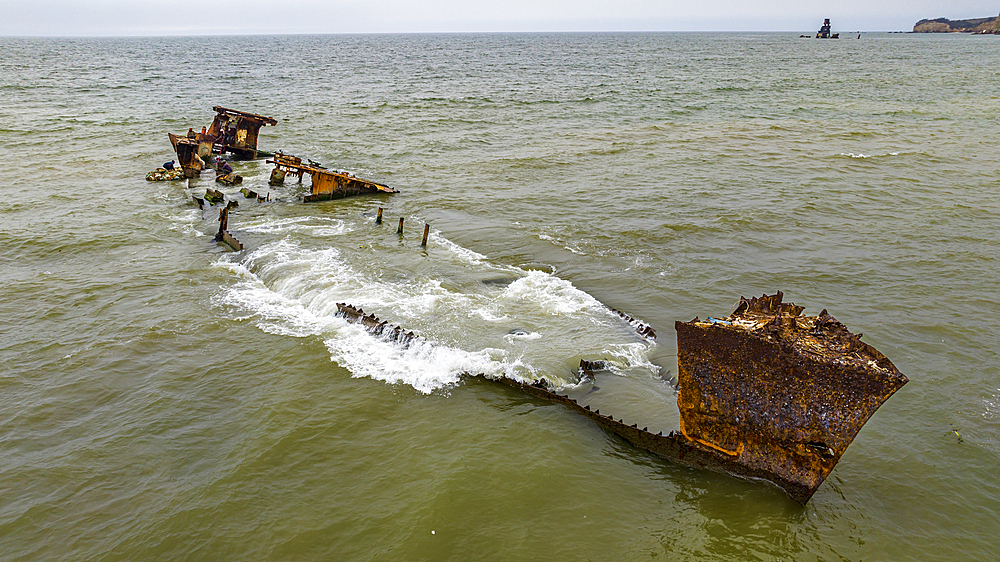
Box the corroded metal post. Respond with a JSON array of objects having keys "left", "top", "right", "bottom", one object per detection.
[
  {"left": 376, "top": 207, "right": 383, "bottom": 224},
  {"left": 421, "top": 224, "right": 430, "bottom": 247},
  {"left": 397, "top": 217, "right": 404, "bottom": 234},
  {"left": 213, "top": 206, "right": 242, "bottom": 251}
]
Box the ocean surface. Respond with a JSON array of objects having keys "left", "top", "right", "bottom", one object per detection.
[{"left": 1, "top": 32, "right": 998, "bottom": 560}]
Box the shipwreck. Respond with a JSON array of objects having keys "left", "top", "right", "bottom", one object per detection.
[
  {"left": 267, "top": 152, "right": 398, "bottom": 202},
  {"left": 206, "top": 106, "right": 277, "bottom": 160},
  {"left": 334, "top": 292, "right": 906, "bottom": 504},
  {"left": 816, "top": 18, "right": 840, "bottom": 39},
  {"left": 168, "top": 107, "right": 277, "bottom": 178}
]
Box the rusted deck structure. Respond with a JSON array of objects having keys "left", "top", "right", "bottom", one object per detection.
[
  {"left": 333, "top": 292, "right": 906, "bottom": 504},
  {"left": 267, "top": 153, "right": 397, "bottom": 202},
  {"left": 208, "top": 106, "right": 277, "bottom": 160}
]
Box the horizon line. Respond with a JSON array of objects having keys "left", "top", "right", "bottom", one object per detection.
[{"left": 0, "top": 29, "right": 926, "bottom": 39}]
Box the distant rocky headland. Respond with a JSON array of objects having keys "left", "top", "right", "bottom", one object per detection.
[{"left": 913, "top": 13, "right": 1000, "bottom": 33}]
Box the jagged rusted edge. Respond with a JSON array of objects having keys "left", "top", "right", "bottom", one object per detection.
[
  {"left": 333, "top": 300, "right": 814, "bottom": 504},
  {"left": 607, "top": 306, "right": 657, "bottom": 340},
  {"left": 215, "top": 229, "right": 242, "bottom": 251},
  {"left": 335, "top": 303, "right": 421, "bottom": 346},
  {"left": 732, "top": 290, "right": 805, "bottom": 318}
]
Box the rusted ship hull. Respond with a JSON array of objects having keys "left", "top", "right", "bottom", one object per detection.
[
  {"left": 487, "top": 376, "right": 824, "bottom": 503},
  {"left": 332, "top": 293, "right": 906, "bottom": 504},
  {"left": 303, "top": 172, "right": 397, "bottom": 201},
  {"left": 673, "top": 293, "right": 907, "bottom": 502}
]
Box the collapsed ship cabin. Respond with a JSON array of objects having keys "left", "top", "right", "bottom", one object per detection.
[{"left": 207, "top": 106, "right": 278, "bottom": 160}]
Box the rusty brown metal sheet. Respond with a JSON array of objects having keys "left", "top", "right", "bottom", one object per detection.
[
  {"left": 211, "top": 106, "right": 278, "bottom": 126},
  {"left": 333, "top": 292, "right": 906, "bottom": 504},
  {"left": 675, "top": 291, "right": 908, "bottom": 502},
  {"left": 168, "top": 133, "right": 203, "bottom": 178}
]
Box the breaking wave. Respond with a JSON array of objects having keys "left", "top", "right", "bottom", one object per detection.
[
  {"left": 213, "top": 216, "right": 658, "bottom": 394},
  {"left": 839, "top": 151, "right": 901, "bottom": 159}
]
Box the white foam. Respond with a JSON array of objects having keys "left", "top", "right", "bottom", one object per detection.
[
  {"left": 434, "top": 234, "right": 489, "bottom": 265},
  {"left": 241, "top": 216, "right": 353, "bottom": 237},
  {"left": 214, "top": 257, "right": 337, "bottom": 338},
  {"left": 840, "top": 151, "right": 901, "bottom": 159},
  {"left": 502, "top": 270, "right": 606, "bottom": 316},
  {"left": 324, "top": 326, "right": 525, "bottom": 394},
  {"left": 213, "top": 220, "right": 656, "bottom": 394},
  {"left": 604, "top": 342, "right": 662, "bottom": 377}
]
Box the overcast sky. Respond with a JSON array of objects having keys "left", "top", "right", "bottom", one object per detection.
[{"left": 2, "top": 1, "right": 998, "bottom": 36}]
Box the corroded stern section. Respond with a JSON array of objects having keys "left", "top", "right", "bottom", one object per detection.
[
  {"left": 675, "top": 292, "right": 908, "bottom": 502},
  {"left": 335, "top": 293, "right": 907, "bottom": 504}
]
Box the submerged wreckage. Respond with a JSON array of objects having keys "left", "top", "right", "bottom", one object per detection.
[
  {"left": 267, "top": 152, "right": 398, "bottom": 201},
  {"left": 164, "top": 107, "right": 398, "bottom": 202},
  {"left": 168, "top": 107, "right": 277, "bottom": 178},
  {"left": 335, "top": 292, "right": 906, "bottom": 504},
  {"left": 158, "top": 108, "right": 907, "bottom": 503}
]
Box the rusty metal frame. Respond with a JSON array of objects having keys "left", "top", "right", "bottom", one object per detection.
[{"left": 267, "top": 158, "right": 397, "bottom": 201}]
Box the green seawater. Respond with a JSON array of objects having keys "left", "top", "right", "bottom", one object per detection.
[{"left": 1, "top": 33, "right": 998, "bottom": 560}]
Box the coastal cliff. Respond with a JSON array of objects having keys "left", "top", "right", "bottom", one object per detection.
[{"left": 913, "top": 14, "right": 1000, "bottom": 33}]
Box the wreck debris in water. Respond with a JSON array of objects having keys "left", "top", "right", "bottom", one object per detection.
[
  {"left": 208, "top": 106, "right": 277, "bottom": 160},
  {"left": 267, "top": 152, "right": 398, "bottom": 202},
  {"left": 675, "top": 291, "right": 906, "bottom": 502},
  {"left": 816, "top": 18, "right": 839, "bottom": 39},
  {"left": 214, "top": 206, "right": 243, "bottom": 251},
  {"left": 334, "top": 292, "right": 906, "bottom": 504},
  {"left": 167, "top": 133, "right": 205, "bottom": 178},
  {"left": 166, "top": 107, "right": 276, "bottom": 177}
]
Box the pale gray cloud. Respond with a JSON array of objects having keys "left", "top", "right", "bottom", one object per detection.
[{"left": 2, "top": 0, "right": 998, "bottom": 36}]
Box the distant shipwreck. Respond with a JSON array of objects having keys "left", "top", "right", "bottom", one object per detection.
[
  {"left": 168, "top": 106, "right": 278, "bottom": 178},
  {"left": 164, "top": 106, "right": 397, "bottom": 201},
  {"left": 802, "top": 18, "right": 839, "bottom": 39},
  {"left": 161, "top": 106, "right": 398, "bottom": 251}
]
